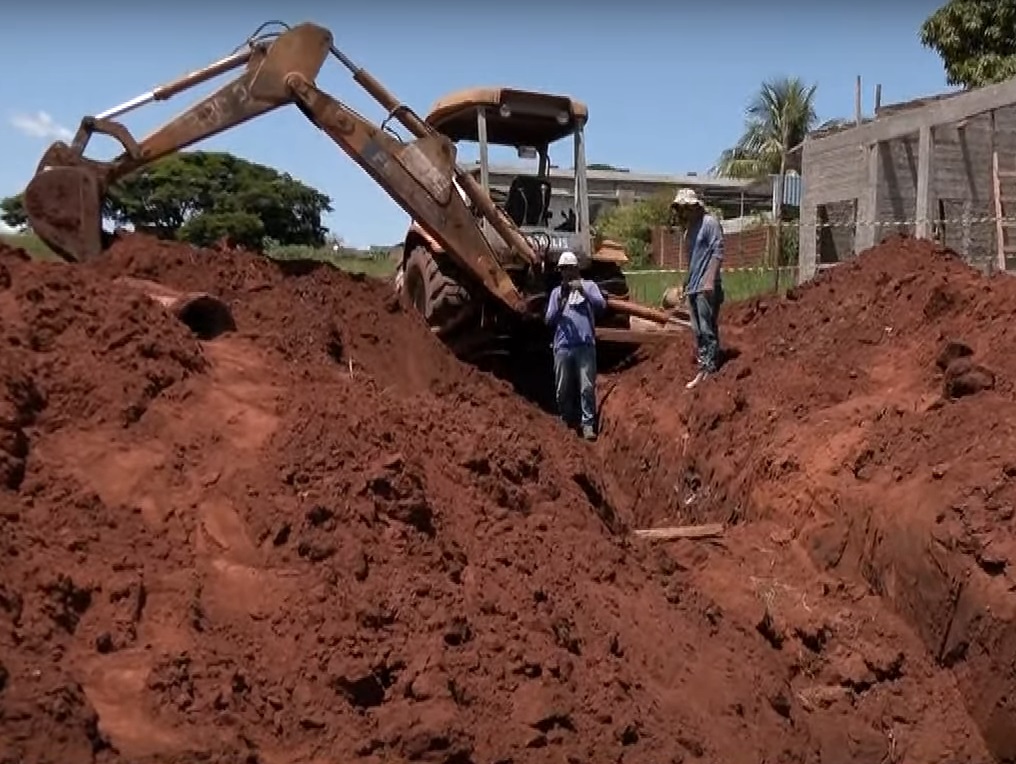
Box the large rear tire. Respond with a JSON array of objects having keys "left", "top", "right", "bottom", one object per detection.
[{"left": 402, "top": 245, "right": 472, "bottom": 331}]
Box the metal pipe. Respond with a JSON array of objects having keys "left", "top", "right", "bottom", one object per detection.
[
  {"left": 574, "top": 123, "right": 590, "bottom": 255},
  {"left": 95, "top": 48, "right": 254, "bottom": 121},
  {"left": 477, "top": 107, "right": 490, "bottom": 195},
  {"left": 96, "top": 92, "right": 157, "bottom": 121},
  {"left": 328, "top": 44, "right": 359, "bottom": 74}
]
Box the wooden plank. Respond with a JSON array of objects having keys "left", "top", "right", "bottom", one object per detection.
[
  {"left": 596, "top": 327, "right": 686, "bottom": 345},
  {"left": 607, "top": 296, "right": 683, "bottom": 326},
  {"left": 631, "top": 523, "right": 725, "bottom": 540},
  {"left": 992, "top": 111, "right": 1004, "bottom": 272},
  {"left": 915, "top": 126, "right": 934, "bottom": 239},
  {"left": 805, "top": 76, "right": 1016, "bottom": 152}
]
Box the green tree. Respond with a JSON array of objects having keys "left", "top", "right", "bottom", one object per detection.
[
  {"left": 594, "top": 192, "right": 674, "bottom": 266},
  {"left": 714, "top": 77, "right": 819, "bottom": 180},
  {"left": 0, "top": 194, "right": 27, "bottom": 230},
  {"left": 594, "top": 192, "right": 724, "bottom": 267},
  {"left": 1, "top": 151, "right": 332, "bottom": 251},
  {"left": 179, "top": 211, "right": 266, "bottom": 250},
  {"left": 920, "top": 0, "right": 1016, "bottom": 88},
  {"left": 715, "top": 76, "right": 820, "bottom": 288}
]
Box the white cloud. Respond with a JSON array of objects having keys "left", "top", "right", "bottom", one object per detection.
[{"left": 9, "top": 111, "right": 72, "bottom": 141}]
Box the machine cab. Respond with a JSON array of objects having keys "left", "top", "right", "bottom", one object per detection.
[{"left": 425, "top": 87, "right": 591, "bottom": 266}]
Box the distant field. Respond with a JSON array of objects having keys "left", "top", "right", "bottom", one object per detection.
[
  {"left": 1, "top": 232, "right": 63, "bottom": 261},
  {"left": 0, "top": 233, "right": 399, "bottom": 279},
  {"left": 2, "top": 232, "right": 793, "bottom": 305},
  {"left": 265, "top": 243, "right": 398, "bottom": 279}
]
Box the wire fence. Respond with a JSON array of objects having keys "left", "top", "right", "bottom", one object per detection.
[
  {"left": 7, "top": 210, "right": 1010, "bottom": 310},
  {"left": 635, "top": 208, "right": 1016, "bottom": 307}
]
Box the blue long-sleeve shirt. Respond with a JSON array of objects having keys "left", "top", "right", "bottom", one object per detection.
[
  {"left": 684, "top": 214, "right": 724, "bottom": 294},
  {"left": 544, "top": 279, "right": 606, "bottom": 352}
]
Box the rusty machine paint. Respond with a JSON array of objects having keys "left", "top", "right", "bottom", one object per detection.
[{"left": 21, "top": 20, "right": 676, "bottom": 344}]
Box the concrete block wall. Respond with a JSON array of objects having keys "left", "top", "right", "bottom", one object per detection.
[{"left": 800, "top": 101, "right": 1016, "bottom": 279}]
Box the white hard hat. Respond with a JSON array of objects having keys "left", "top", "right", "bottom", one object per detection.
[
  {"left": 557, "top": 251, "right": 579, "bottom": 267},
  {"left": 671, "top": 188, "right": 704, "bottom": 207}
]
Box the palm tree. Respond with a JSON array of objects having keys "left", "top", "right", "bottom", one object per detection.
[
  {"left": 714, "top": 76, "right": 820, "bottom": 180},
  {"left": 714, "top": 77, "right": 823, "bottom": 287}
]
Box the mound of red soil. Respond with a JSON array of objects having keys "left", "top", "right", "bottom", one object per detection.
[
  {"left": 602, "top": 234, "right": 1016, "bottom": 761},
  {"left": 0, "top": 233, "right": 993, "bottom": 763}
]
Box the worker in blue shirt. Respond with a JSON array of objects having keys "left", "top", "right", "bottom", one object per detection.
[
  {"left": 544, "top": 251, "right": 606, "bottom": 440},
  {"left": 671, "top": 188, "right": 724, "bottom": 389}
]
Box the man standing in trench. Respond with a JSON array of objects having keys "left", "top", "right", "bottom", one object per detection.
[
  {"left": 544, "top": 251, "right": 606, "bottom": 441},
  {"left": 671, "top": 188, "right": 724, "bottom": 389}
]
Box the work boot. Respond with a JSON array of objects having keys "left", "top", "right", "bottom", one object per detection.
[
  {"left": 581, "top": 425, "right": 597, "bottom": 441},
  {"left": 685, "top": 370, "right": 710, "bottom": 390}
]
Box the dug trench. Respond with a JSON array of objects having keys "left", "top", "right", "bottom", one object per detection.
[
  {"left": 600, "top": 235, "right": 1016, "bottom": 762},
  {"left": 0, "top": 231, "right": 1004, "bottom": 763}
]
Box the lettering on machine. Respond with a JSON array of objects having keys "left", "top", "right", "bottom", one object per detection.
[{"left": 523, "top": 233, "right": 570, "bottom": 253}]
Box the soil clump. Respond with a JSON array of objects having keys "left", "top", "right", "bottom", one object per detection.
[
  {"left": 0, "top": 233, "right": 994, "bottom": 763},
  {"left": 601, "top": 234, "right": 1016, "bottom": 761}
]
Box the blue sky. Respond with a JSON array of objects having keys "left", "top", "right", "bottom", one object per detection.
[{"left": 3, "top": 2, "right": 950, "bottom": 247}]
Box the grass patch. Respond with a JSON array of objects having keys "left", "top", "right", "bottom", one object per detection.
[
  {"left": 624, "top": 268, "right": 797, "bottom": 306},
  {"left": 1, "top": 232, "right": 63, "bottom": 261},
  {"left": 265, "top": 244, "right": 398, "bottom": 278},
  {"left": 0, "top": 233, "right": 399, "bottom": 277}
]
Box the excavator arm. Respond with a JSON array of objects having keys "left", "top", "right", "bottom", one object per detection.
[{"left": 23, "top": 21, "right": 532, "bottom": 314}]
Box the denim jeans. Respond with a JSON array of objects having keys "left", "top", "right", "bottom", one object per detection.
[
  {"left": 553, "top": 344, "right": 597, "bottom": 430},
  {"left": 688, "top": 287, "right": 723, "bottom": 373}
]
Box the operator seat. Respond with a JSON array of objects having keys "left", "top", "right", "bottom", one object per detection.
[{"left": 505, "top": 176, "right": 552, "bottom": 227}]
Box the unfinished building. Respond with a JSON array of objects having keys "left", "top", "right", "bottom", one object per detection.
[{"left": 798, "top": 78, "right": 1016, "bottom": 283}]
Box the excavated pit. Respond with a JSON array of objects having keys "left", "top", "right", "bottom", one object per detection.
[
  {"left": 0, "top": 232, "right": 1006, "bottom": 763},
  {"left": 599, "top": 235, "right": 1016, "bottom": 762}
]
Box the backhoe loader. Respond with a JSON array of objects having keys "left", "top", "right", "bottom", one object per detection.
[
  {"left": 21, "top": 20, "right": 680, "bottom": 365},
  {"left": 396, "top": 87, "right": 642, "bottom": 359}
]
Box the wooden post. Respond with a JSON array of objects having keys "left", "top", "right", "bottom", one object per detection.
[
  {"left": 772, "top": 165, "right": 785, "bottom": 294},
  {"left": 991, "top": 110, "right": 1005, "bottom": 271},
  {"left": 739, "top": 191, "right": 745, "bottom": 265},
  {"left": 915, "top": 125, "right": 933, "bottom": 239},
  {"left": 993, "top": 150, "right": 1004, "bottom": 270}
]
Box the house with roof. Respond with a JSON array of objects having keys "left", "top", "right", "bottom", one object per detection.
[{"left": 473, "top": 162, "right": 802, "bottom": 267}]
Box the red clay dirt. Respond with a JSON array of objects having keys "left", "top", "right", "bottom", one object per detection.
[
  {"left": 601, "top": 235, "right": 1016, "bottom": 763},
  {"left": 0, "top": 232, "right": 997, "bottom": 763}
]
